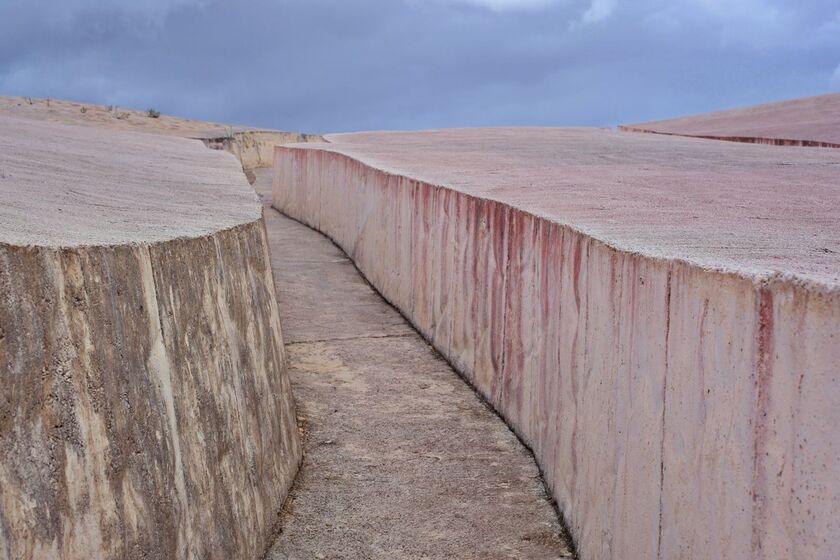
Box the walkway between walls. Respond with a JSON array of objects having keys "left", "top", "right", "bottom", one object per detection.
[{"left": 251, "top": 169, "right": 575, "bottom": 559}]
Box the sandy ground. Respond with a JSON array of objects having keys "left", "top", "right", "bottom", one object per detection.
[
  {"left": 0, "top": 95, "right": 241, "bottom": 137},
  {"left": 251, "top": 169, "right": 574, "bottom": 559}
]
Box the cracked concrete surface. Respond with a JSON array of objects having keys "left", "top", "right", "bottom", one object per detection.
[{"left": 252, "top": 169, "right": 574, "bottom": 559}]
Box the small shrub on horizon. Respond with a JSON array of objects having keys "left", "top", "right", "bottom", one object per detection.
[{"left": 147, "top": 108, "right": 161, "bottom": 119}]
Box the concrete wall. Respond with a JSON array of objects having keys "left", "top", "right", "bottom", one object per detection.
[
  {"left": 619, "top": 92, "right": 840, "bottom": 148},
  {"left": 202, "top": 130, "right": 323, "bottom": 173},
  {"left": 273, "top": 147, "right": 840, "bottom": 560},
  {"left": 0, "top": 222, "right": 301, "bottom": 560},
  {"left": 617, "top": 126, "right": 840, "bottom": 148}
]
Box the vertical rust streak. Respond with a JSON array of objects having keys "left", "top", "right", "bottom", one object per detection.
[
  {"left": 498, "top": 206, "right": 513, "bottom": 406},
  {"left": 751, "top": 286, "right": 774, "bottom": 558},
  {"left": 657, "top": 267, "right": 672, "bottom": 560}
]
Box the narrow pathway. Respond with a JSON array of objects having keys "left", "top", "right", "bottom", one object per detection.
[{"left": 253, "top": 169, "right": 574, "bottom": 559}]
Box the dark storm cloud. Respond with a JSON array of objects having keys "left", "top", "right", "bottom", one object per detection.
[{"left": 1, "top": 0, "right": 838, "bottom": 132}]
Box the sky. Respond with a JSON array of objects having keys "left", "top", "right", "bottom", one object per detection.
[{"left": 1, "top": 0, "right": 838, "bottom": 133}]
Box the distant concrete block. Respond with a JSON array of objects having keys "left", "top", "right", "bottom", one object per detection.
[
  {"left": 620, "top": 92, "right": 840, "bottom": 147},
  {"left": 0, "top": 115, "right": 301, "bottom": 560},
  {"left": 273, "top": 127, "right": 840, "bottom": 560}
]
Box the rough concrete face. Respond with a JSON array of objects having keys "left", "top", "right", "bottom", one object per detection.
[
  {"left": 0, "top": 117, "right": 301, "bottom": 559},
  {"left": 273, "top": 130, "right": 840, "bottom": 560},
  {"left": 621, "top": 92, "right": 840, "bottom": 147}
]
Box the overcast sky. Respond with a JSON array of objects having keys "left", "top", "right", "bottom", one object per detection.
[{"left": 1, "top": 0, "right": 838, "bottom": 133}]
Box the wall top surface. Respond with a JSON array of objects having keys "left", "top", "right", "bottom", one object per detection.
[
  {"left": 285, "top": 127, "right": 840, "bottom": 289},
  {"left": 0, "top": 114, "right": 260, "bottom": 248},
  {"left": 622, "top": 92, "right": 840, "bottom": 145}
]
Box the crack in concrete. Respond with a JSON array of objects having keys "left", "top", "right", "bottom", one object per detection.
[{"left": 657, "top": 267, "right": 673, "bottom": 560}]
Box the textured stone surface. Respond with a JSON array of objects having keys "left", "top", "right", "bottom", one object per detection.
[
  {"left": 273, "top": 128, "right": 840, "bottom": 560},
  {"left": 620, "top": 92, "right": 840, "bottom": 147},
  {"left": 0, "top": 116, "right": 301, "bottom": 559}
]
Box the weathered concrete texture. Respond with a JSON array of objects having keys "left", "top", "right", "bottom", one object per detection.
[
  {"left": 248, "top": 169, "right": 573, "bottom": 559},
  {"left": 273, "top": 129, "right": 840, "bottom": 560},
  {"left": 0, "top": 117, "right": 301, "bottom": 559},
  {"left": 620, "top": 92, "right": 840, "bottom": 147},
  {"left": 0, "top": 115, "right": 263, "bottom": 248}
]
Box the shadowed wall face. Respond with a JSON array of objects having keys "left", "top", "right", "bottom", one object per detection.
[{"left": 0, "top": 225, "right": 301, "bottom": 560}]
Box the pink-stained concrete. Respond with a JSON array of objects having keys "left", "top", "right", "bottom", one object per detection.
[
  {"left": 272, "top": 128, "right": 840, "bottom": 560},
  {"left": 620, "top": 92, "right": 840, "bottom": 147}
]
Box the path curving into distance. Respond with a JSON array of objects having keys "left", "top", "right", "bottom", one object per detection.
[
  {"left": 273, "top": 128, "right": 840, "bottom": 560},
  {"left": 251, "top": 169, "right": 575, "bottom": 559}
]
